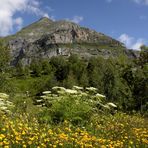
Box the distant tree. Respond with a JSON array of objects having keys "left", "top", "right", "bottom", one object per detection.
[
  {"left": 68, "top": 55, "right": 86, "bottom": 81},
  {"left": 63, "top": 71, "right": 78, "bottom": 88},
  {"left": 0, "top": 40, "right": 11, "bottom": 92},
  {"left": 14, "top": 60, "right": 29, "bottom": 77},
  {"left": 0, "top": 40, "right": 10, "bottom": 73},
  {"left": 132, "top": 67, "right": 148, "bottom": 113},
  {"left": 40, "top": 60, "right": 52, "bottom": 75},
  {"left": 87, "top": 57, "right": 105, "bottom": 92},
  {"left": 102, "top": 59, "right": 116, "bottom": 100},
  {"left": 137, "top": 45, "right": 148, "bottom": 67},
  {"left": 30, "top": 59, "right": 42, "bottom": 77},
  {"left": 50, "top": 56, "right": 69, "bottom": 81},
  {"left": 79, "top": 70, "right": 89, "bottom": 87},
  {"left": 68, "top": 54, "right": 79, "bottom": 64}
]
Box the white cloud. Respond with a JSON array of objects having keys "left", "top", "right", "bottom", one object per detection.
[
  {"left": 67, "top": 16, "right": 84, "bottom": 24},
  {"left": 118, "top": 34, "right": 146, "bottom": 50},
  {"left": 119, "top": 34, "right": 134, "bottom": 48},
  {"left": 132, "top": 0, "right": 148, "bottom": 5},
  {"left": 131, "top": 39, "right": 145, "bottom": 49},
  {"left": 13, "top": 17, "right": 23, "bottom": 30},
  {"left": 25, "top": 0, "right": 48, "bottom": 16},
  {"left": 0, "top": 0, "right": 49, "bottom": 36}
]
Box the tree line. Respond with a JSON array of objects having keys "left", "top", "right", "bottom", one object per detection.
[{"left": 0, "top": 40, "right": 147, "bottom": 115}]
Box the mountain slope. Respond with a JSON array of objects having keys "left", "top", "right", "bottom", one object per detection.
[{"left": 2, "top": 17, "right": 136, "bottom": 66}]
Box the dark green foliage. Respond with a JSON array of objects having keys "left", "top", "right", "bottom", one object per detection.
[
  {"left": 137, "top": 45, "right": 148, "bottom": 67},
  {"left": 79, "top": 70, "right": 89, "bottom": 87},
  {"left": 30, "top": 74, "right": 57, "bottom": 95},
  {"left": 102, "top": 59, "right": 116, "bottom": 100},
  {"left": 0, "top": 40, "right": 10, "bottom": 73},
  {"left": 87, "top": 57, "right": 104, "bottom": 91},
  {"left": 14, "top": 61, "right": 30, "bottom": 77},
  {"left": 30, "top": 59, "right": 42, "bottom": 77},
  {"left": 36, "top": 86, "right": 108, "bottom": 125},
  {"left": 50, "top": 96, "right": 92, "bottom": 124},
  {"left": 63, "top": 71, "right": 78, "bottom": 88},
  {"left": 0, "top": 40, "right": 12, "bottom": 93},
  {"left": 40, "top": 60, "right": 52, "bottom": 75},
  {"left": 50, "top": 56, "right": 69, "bottom": 81},
  {"left": 1, "top": 46, "right": 147, "bottom": 115}
]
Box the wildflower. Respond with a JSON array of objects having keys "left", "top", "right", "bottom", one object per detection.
[
  {"left": 28, "top": 141, "right": 32, "bottom": 145},
  {"left": 4, "top": 146, "right": 9, "bottom": 148},
  {"left": 0, "top": 93, "right": 9, "bottom": 99},
  {"left": 96, "top": 93, "right": 106, "bottom": 98},
  {"left": 107, "top": 102, "right": 117, "bottom": 108},
  {"left": 0, "top": 134, "right": 5, "bottom": 140},
  {"left": 59, "top": 143, "right": 63, "bottom": 146},
  {"left": 58, "top": 133, "right": 68, "bottom": 141},
  {"left": 73, "top": 86, "right": 83, "bottom": 90},
  {"left": 86, "top": 87, "right": 98, "bottom": 91},
  {"left": 22, "top": 145, "right": 27, "bottom": 148},
  {"left": 42, "top": 91, "right": 51, "bottom": 94},
  {"left": 65, "top": 89, "right": 78, "bottom": 94},
  {"left": 53, "top": 145, "right": 57, "bottom": 148}
]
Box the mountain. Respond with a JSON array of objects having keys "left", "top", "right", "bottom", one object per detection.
[{"left": 2, "top": 17, "right": 138, "bottom": 66}]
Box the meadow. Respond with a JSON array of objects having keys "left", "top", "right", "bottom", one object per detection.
[
  {"left": 0, "top": 87, "right": 148, "bottom": 148},
  {"left": 0, "top": 42, "right": 147, "bottom": 147},
  {"left": 0, "top": 112, "right": 148, "bottom": 148}
]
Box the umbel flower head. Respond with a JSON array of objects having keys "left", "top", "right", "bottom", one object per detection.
[
  {"left": 0, "top": 93, "right": 9, "bottom": 99},
  {"left": 0, "top": 93, "right": 14, "bottom": 114},
  {"left": 35, "top": 86, "right": 117, "bottom": 113}
]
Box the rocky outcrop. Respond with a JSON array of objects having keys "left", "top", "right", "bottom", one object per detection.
[{"left": 2, "top": 17, "right": 137, "bottom": 66}]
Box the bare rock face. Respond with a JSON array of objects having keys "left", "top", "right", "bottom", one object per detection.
[
  {"left": 2, "top": 17, "right": 136, "bottom": 66},
  {"left": 9, "top": 38, "right": 28, "bottom": 65}
]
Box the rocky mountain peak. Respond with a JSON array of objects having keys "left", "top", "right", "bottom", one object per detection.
[
  {"left": 38, "top": 17, "right": 54, "bottom": 23},
  {"left": 2, "top": 18, "right": 138, "bottom": 66}
]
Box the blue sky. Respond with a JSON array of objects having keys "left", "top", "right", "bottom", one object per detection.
[{"left": 0, "top": 0, "right": 148, "bottom": 50}]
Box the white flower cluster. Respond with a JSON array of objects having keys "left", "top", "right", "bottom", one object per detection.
[
  {"left": 0, "top": 93, "right": 14, "bottom": 114},
  {"left": 35, "top": 86, "right": 117, "bottom": 113}
]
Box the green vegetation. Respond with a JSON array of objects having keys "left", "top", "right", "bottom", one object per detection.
[
  {"left": 0, "top": 40, "right": 147, "bottom": 114},
  {"left": 0, "top": 89, "right": 148, "bottom": 147},
  {"left": 58, "top": 42, "right": 125, "bottom": 51},
  {"left": 0, "top": 41, "right": 147, "bottom": 147}
]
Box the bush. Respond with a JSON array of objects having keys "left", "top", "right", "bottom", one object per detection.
[{"left": 34, "top": 86, "right": 117, "bottom": 125}]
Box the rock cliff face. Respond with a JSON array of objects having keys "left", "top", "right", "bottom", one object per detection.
[{"left": 2, "top": 17, "right": 137, "bottom": 65}]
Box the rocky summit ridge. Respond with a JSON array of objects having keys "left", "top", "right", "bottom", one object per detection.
[{"left": 2, "top": 17, "right": 138, "bottom": 66}]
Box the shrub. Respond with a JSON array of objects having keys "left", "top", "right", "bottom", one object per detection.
[{"left": 34, "top": 86, "right": 117, "bottom": 124}]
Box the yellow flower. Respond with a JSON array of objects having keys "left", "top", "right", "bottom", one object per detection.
[
  {"left": 41, "top": 143, "right": 46, "bottom": 147},
  {"left": 29, "top": 137, "right": 35, "bottom": 141},
  {"left": 129, "top": 141, "right": 133, "bottom": 145},
  {"left": 22, "top": 130, "right": 26, "bottom": 135},
  {"left": 4, "top": 146, "right": 9, "bottom": 148},
  {"left": 2, "top": 128, "right": 6, "bottom": 131},
  {"left": 0, "top": 134, "right": 5, "bottom": 140},
  {"left": 16, "top": 136, "right": 22, "bottom": 141},
  {"left": 48, "top": 129, "right": 53, "bottom": 135},
  {"left": 22, "top": 145, "right": 27, "bottom": 148},
  {"left": 65, "top": 127, "right": 69, "bottom": 131},
  {"left": 28, "top": 141, "right": 32, "bottom": 145},
  {"left": 142, "top": 138, "right": 148, "bottom": 144},
  {"left": 3, "top": 140, "right": 9, "bottom": 145},
  {"left": 59, "top": 143, "right": 63, "bottom": 146},
  {"left": 58, "top": 133, "right": 68, "bottom": 141},
  {"left": 0, "top": 142, "right": 3, "bottom": 146}
]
